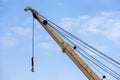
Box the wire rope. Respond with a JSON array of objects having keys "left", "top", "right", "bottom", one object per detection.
[
  {"left": 35, "top": 13, "right": 120, "bottom": 79},
  {"left": 31, "top": 16, "right": 35, "bottom": 72},
  {"left": 46, "top": 18, "right": 120, "bottom": 69},
  {"left": 49, "top": 23, "right": 120, "bottom": 80}
]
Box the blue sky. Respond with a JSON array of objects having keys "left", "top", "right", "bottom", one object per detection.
[{"left": 0, "top": 0, "right": 120, "bottom": 80}]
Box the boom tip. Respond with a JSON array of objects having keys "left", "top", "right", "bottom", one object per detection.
[{"left": 24, "top": 6, "right": 32, "bottom": 11}]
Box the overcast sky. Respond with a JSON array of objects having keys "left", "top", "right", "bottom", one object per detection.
[{"left": 0, "top": 0, "right": 120, "bottom": 80}]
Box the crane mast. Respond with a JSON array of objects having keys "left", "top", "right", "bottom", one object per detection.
[{"left": 25, "top": 6, "right": 101, "bottom": 80}]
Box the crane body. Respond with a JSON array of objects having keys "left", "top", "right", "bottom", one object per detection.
[{"left": 25, "top": 6, "right": 101, "bottom": 80}]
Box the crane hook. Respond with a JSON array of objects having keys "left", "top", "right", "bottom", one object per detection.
[{"left": 31, "top": 57, "right": 34, "bottom": 72}]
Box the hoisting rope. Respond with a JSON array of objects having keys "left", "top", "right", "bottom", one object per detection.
[
  {"left": 28, "top": 12, "right": 120, "bottom": 79},
  {"left": 31, "top": 16, "right": 35, "bottom": 72}
]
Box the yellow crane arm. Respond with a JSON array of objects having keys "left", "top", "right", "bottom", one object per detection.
[{"left": 24, "top": 6, "right": 101, "bottom": 80}]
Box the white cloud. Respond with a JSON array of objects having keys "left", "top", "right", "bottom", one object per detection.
[
  {"left": 0, "top": 36, "right": 17, "bottom": 47},
  {"left": 78, "top": 15, "right": 89, "bottom": 20},
  {"left": 82, "top": 12, "right": 120, "bottom": 42},
  {"left": 58, "top": 15, "right": 90, "bottom": 31},
  {"left": 59, "top": 11, "right": 120, "bottom": 43},
  {"left": 0, "top": 26, "right": 32, "bottom": 47},
  {"left": 59, "top": 17, "right": 79, "bottom": 30},
  {"left": 36, "top": 42, "right": 60, "bottom": 55},
  {"left": 10, "top": 26, "right": 32, "bottom": 41},
  {"left": 10, "top": 27, "right": 31, "bottom": 37},
  {"left": 36, "top": 42, "right": 57, "bottom": 51}
]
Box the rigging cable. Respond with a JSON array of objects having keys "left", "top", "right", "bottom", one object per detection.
[
  {"left": 85, "top": 57, "right": 106, "bottom": 79},
  {"left": 47, "top": 19, "right": 120, "bottom": 69},
  {"left": 37, "top": 14, "right": 120, "bottom": 79},
  {"left": 51, "top": 26, "right": 120, "bottom": 80},
  {"left": 31, "top": 16, "right": 35, "bottom": 72},
  {"left": 54, "top": 26, "right": 120, "bottom": 69}
]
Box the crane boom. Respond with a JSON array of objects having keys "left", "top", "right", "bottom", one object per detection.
[{"left": 24, "top": 6, "right": 101, "bottom": 80}]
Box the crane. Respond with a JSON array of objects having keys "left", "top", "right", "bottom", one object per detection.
[{"left": 24, "top": 6, "right": 104, "bottom": 80}]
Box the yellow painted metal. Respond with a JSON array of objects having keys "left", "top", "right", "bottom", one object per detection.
[{"left": 25, "top": 6, "right": 101, "bottom": 80}]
